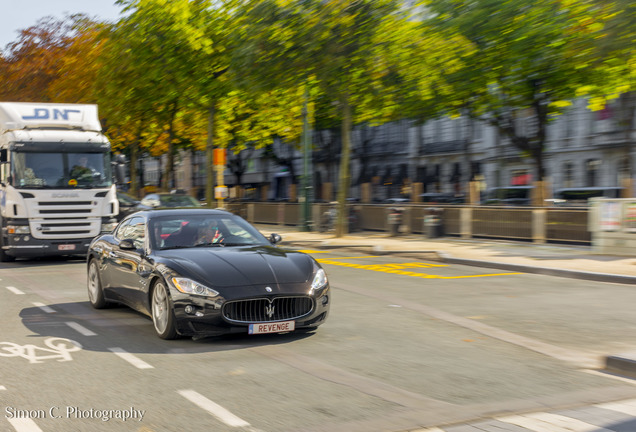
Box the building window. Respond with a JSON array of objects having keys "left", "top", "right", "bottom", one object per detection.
[
  {"left": 618, "top": 156, "right": 630, "bottom": 185},
  {"left": 585, "top": 159, "right": 601, "bottom": 187},
  {"left": 472, "top": 119, "right": 482, "bottom": 141},
  {"left": 563, "top": 162, "right": 574, "bottom": 188}
]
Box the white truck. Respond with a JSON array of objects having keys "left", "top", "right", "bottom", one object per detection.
[{"left": 0, "top": 102, "right": 119, "bottom": 261}]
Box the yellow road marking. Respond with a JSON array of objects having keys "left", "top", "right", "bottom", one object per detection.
[
  {"left": 316, "top": 255, "right": 381, "bottom": 260},
  {"left": 317, "top": 259, "right": 521, "bottom": 279}
]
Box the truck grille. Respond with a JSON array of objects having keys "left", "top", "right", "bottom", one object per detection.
[
  {"left": 223, "top": 296, "right": 313, "bottom": 323},
  {"left": 31, "top": 218, "right": 99, "bottom": 237}
]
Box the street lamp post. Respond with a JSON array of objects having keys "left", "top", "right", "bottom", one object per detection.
[{"left": 300, "top": 88, "right": 313, "bottom": 232}]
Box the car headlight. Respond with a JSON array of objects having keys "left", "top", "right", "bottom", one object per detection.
[
  {"left": 7, "top": 225, "right": 30, "bottom": 234},
  {"left": 311, "top": 268, "right": 328, "bottom": 291},
  {"left": 171, "top": 277, "right": 219, "bottom": 297}
]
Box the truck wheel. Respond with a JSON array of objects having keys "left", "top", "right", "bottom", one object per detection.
[{"left": 0, "top": 235, "right": 15, "bottom": 262}]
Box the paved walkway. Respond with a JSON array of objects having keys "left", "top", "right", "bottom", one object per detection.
[{"left": 256, "top": 225, "right": 636, "bottom": 282}]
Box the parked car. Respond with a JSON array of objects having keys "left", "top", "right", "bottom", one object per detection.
[
  {"left": 419, "top": 193, "right": 465, "bottom": 204},
  {"left": 382, "top": 197, "right": 410, "bottom": 204},
  {"left": 137, "top": 192, "right": 202, "bottom": 210},
  {"left": 552, "top": 187, "right": 624, "bottom": 206},
  {"left": 481, "top": 186, "right": 533, "bottom": 206},
  {"left": 86, "top": 208, "right": 331, "bottom": 339},
  {"left": 116, "top": 193, "right": 141, "bottom": 222}
]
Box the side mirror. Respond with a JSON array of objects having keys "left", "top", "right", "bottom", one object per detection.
[
  {"left": 119, "top": 239, "right": 137, "bottom": 250},
  {"left": 269, "top": 233, "right": 282, "bottom": 245}
]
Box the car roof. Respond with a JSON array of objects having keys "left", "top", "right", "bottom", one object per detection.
[{"left": 127, "top": 208, "right": 233, "bottom": 220}]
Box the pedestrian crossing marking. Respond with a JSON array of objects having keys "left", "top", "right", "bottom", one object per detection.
[
  {"left": 596, "top": 398, "right": 636, "bottom": 416},
  {"left": 497, "top": 412, "right": 613, "bottom": 432}
]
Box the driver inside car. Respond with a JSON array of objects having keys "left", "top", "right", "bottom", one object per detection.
[{"left": 194, "top": 220, "right": 225, "bottom": 245}]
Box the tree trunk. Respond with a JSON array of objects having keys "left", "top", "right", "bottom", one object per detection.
[
  {"left": 161, "top": 102, "right": 179, "bottom": 191},
  {"left": 335, "top": 95, "right": 352, "bottom": 238},
  {"left": 206, "top": 104, "right": 215, "bottom": 208},
  {"left": 128, "top": 120, "right": 144, "bottom": 197}
]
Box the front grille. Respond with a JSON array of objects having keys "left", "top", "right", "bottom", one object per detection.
[
  {"left": 30, "top": 218, "right": 100, "bottom": 238},
  {"left": 223, "top": 296, "right": 313, "bottom": 323},
  {"left": 39, "top": 201, "right": 93, "bottom": 206}
]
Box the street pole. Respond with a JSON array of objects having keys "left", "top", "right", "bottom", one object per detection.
[{"left": 301, "top": 87, "right": 313, "bottom": 231}]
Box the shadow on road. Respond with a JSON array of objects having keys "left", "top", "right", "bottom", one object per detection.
[{"left": 16, "top": 302, "right": 316, "bottom": 356}]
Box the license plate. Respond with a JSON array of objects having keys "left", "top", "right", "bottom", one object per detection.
[
  {"left": 248, "top": 321, "right": 295, "bottom": 335},
  {"left": 58, "top": 244, "right": 75, "bottom": 251}
]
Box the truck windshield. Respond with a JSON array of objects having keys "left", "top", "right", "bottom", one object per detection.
[{"left": 12, "top": 152, "right": 112, "bottom": 189}]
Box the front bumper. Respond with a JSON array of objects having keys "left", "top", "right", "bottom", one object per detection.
[
  {"left": 170, "top": 286, "right": 331, "bottom": 337},
  {"left": 2, "top": 234, "right": 92, "bottom": 258}
]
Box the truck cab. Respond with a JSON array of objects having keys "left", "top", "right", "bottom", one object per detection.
[{"left": 0, "top": 103, "right": 119, "bottom": 261}]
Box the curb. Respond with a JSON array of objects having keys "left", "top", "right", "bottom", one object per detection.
[
  {"left": 605, "top": 354, "right": 636, "bottom": 378},
  {"left": 441, "top": 257, "right": 636, "bottom": 285}
]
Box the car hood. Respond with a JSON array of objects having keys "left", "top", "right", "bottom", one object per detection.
[{"left": 155, "top": 246, "right": 314, "bottom": 287}]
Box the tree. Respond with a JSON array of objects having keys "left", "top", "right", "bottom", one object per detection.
[
  {"left": 100, "top": 0, "right": 229, "bottom": 193},
  {"left": 0, "top": 14, "right": 102, "bottom": 102},
  {"left": 578, "top": 0, "right": 636, "bottom": 183},
  {"left": 426, "top": 0, "right": 606, "bottom": 183},
  {"left": 235, "top": 0, "right": 455, "bottom": 236}
]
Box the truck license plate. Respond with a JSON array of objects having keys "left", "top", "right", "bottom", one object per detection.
[{"left": 58, "top": 244, "right": 76, "bottom": 251}]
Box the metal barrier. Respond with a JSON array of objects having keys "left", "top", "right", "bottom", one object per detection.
[
  {"left": 472, "top": 207, "right": 533, "bottom": 240},
  {"left": 441, "top": 207, "right": 461, "bottom": 236},
  {"left": 546, "top": 209, "right": 590, "bottom": 243},
  {"left": 229, "top": 202, "right": 591, "bottom": 245},
  {"left": 357, "top": 204, "right": 389, "bottom": 231},
  {"left": 252, "top": 203, "right": 279, "bottom": 224}
]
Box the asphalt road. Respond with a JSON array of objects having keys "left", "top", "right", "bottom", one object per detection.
[{"left": 2, "top": 249, "right": 636, "bottom": 432}]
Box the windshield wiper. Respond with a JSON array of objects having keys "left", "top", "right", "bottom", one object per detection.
[
  {"left": 193, "top": 242, "right": 225, "bottom": 248},
  {"left": 160, "top": 245, "right": 194, "bottom": 250}
]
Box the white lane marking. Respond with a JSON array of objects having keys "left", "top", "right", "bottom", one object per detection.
[
  {"left": 497, "top": 412, "right": 613, "bottom": 431},
  {"left": 6, "top": 286, "right": 24, "bottom": 295},
  {"left": 66, "top": 322, "right": 97, "bottom": 336},
  {"left": 177, "top": 389, "right": 252, "bottom": 428},
  {"left": 526, "top": 412, "right": 613, "bottom": 431},
  {"left": 6, "top": 417, "right": 44, "bottom": 432},
  {"left": 32, "top": 303, "right": 55, "bottom": 313},
  {"left": 596, "top": 398, "right": 636, "bottom": 416},
  {"left": 108, "top": 347, "right": 154, "bottom": 369},
  {"left": 0, "top": 385, "right": 6, "bottom": 390}
]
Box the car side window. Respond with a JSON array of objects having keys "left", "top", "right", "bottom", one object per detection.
[{"left": 116, "top": 216, "right": 146, "bottom": 249}]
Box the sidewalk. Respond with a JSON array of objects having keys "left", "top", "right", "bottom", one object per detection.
[
  {"left": 255, "top": 224, "right": 636, "bottom": 377},
  {"left": 256, "top": 224, "right": 636, "bottom": 283}
]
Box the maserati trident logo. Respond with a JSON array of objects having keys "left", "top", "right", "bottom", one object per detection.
[{"left": 265, "top": 304, "right": 275, "bottom": 319}]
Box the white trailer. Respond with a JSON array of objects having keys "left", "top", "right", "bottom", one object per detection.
[{"left": 0, "top": 102, "right": 119, "bottom": 261}]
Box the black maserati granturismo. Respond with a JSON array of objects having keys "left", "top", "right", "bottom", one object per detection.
[{"left": 86, "top": 208, "right": 330, "bottom": 339}]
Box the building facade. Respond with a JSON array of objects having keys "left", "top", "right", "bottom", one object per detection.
[{"left": 140, "top": 97, "right": 635, "bottom": 201}]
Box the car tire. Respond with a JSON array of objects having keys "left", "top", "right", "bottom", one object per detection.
[
  {"left": 87, "top": 259, "right": 108, "bottom": 309},
  {"left": 151, "top": 280, "right": 178, "bottom": 340}
]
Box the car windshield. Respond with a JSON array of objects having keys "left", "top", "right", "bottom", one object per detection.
[
  {"left": 151, "top": 214, "right": 269, "bottom": 250},
  {"left": 12, "top": 151, "right": 112, "bottom": 189}
]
